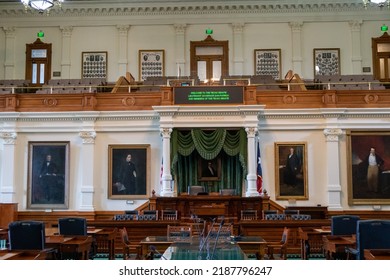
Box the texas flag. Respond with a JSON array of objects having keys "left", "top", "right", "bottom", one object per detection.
[{"left": 256, "top": 142, "right": 263, "bottom": 194}]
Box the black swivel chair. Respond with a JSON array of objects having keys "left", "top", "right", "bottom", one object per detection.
[
  {"left": 346, "top": 219, "right": 390, "bottom": 260},
  {"left": 331, "top": 215, "right": 360, "bottom": 235},
  {"left": 8, "top": 220, "right": 45, "bottom": 250},
  {"left": 58, "top": 217, "right": 87, "bottom": 236}
]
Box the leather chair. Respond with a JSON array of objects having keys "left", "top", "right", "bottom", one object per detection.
[
  {"left": 167, "top": 225, "right": 192, "bottom": 241},
  {"left": 265, "top": 227, "right": 290, "bottom": 260},
  {"left": 331, "top": 215, "right": 360, "bottom": 235},
  {"left": 8, "top": 220, "right": 45, "bottom": 250},
  {"left": 346, "top": 220, "right": 390, "bottom": 260},
  {"left": 265, "top": 214, "right": 286, "bottom": 220},
  {"left": 58, "top": 217, "right": 87, "bottom": 236},
  {"left": 161, "top": 209, "right": 178, "bottom": 220}
]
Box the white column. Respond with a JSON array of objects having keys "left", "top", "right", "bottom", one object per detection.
[
  {"left": 160, "top": 128, "right": 174, "bottom": 197},
  {"left": 0, "top": 132, "right": 17, "bottom": 203},
  {"left": 349, "top": 20, "right": 363, "bottom": 74},
  {"left": 3, "top": 27, "right": 16, "bottom": 79},
  {"left": 245, "top": 127, "right": 259, "bottom": 197},
  {"left": 78, "top": 130, "right": 96, "bottom": 211},
  {"left": 289, "top": 22, "right": 303, "bottom": 76},
  {"left": 60, "top": 26, "right": 73, "bottom": 79},
  {"left": 174, "top": 24, "right": 186, "bottom": 77},
  {"left": 117, "top": 25, "right": 130, "bottom": 77},
  {"left": 232, "top": 23, "right": 245, "bottom": 75},
  {"left": 324, "top": 128, "right": 343, "bottom": 211}
]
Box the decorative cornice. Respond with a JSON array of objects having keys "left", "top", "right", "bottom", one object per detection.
[{"left": 0, "top": 1, "right": 383, "bottom": 20}]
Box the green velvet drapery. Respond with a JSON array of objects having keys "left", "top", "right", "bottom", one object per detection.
[{"left": 171, "top": 128, "right": 247, "bottom": 194}]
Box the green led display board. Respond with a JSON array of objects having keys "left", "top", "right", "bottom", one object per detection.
[{"left": 174, "top": 86, "right": 244, "bottom": 105}]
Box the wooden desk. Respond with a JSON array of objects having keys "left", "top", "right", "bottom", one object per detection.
[
  {"left": 140, "top": 236, "right": 266, "bottom": 260},
  {"left": 364, "top": 249, "right": 390, "bottom": 260},
  {"left": 93, "top": 228, "right": 117, "bottom": 260},
  {"left": 298, "top": 227, "right": 330, "bottom": 259},
  {"left": 322, "top": 235, "right": 355, "bottom": 260},
  {"left": 60, "top": 236, "right": 93, "bottom": 260},
  {"left": 0, "top": 249, "right": 56, "bottom": 260}
]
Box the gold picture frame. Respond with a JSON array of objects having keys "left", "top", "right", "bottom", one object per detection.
[
  {"left": 275, "top": 142, "right": 308, "bottom": 200},
  {"left": 313, "top": 48, "right": 340, "bottom": 76},
  {"left": 81, "top": 51, "right": 107, "bottom": 79},
  {"left": 347, "top": 130, "right": 390, "bottom": 205},
  {"left": 139, "top": 49, "right": 165, "bottom": 81},
  {"left": 27, "top": 141, "right": 70, "bottom": 209},
  {"left": 254, "top": 49, "right": 281, "bottom": 80},
  {"left": 108, "top": 144, "right": 150, "bottom": 199}
]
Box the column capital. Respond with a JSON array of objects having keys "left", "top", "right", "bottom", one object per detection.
[
  {"left": 160, "top": 128, "right": 173, "bottom": 138},
  {"left": 173, "top": 24, "right": 187, "bottom": 35},
  {"left": 245, "top": 127, "right": 258, "bottom": 138},
  {"left": 0, "top": 131, "right": 17, "bottom": 144},
  {"left": 79, "top": 131, "right": 96, "bottom": 144},
  {"left": 349, "top": 20, "right": 362, "bottom": 31},
  {"left": 117, "top": 25, "right": 130, "bottom": 34},
  {"left": 60, "top": 26, "right": 73, "bottom": 36},
  {"left": 289, "top": 21, "right": 303, "bottom": 32},
  {"left": 323, "top": 128, "right": 343, "bottom": 142},
  {"left": 231, "top": 22, "right": 245, "bottom": 33}
]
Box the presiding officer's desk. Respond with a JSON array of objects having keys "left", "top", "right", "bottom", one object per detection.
[
  {"left": 163, "top": 238, "right": 248, "bottom": 260},
  {"left": 140, "top": 236, "right": 266, "bottom": 260}
]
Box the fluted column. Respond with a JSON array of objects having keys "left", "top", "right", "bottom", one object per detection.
[
  {"left": 78, "top": 130, "right": 97, "bottom": 211},
  {"left": 174, "top": 24, "right": 186, "bottom": 77},
  {"left": 289, "top": 22, "right": 303, "bottom": 76},
  {"left": 324, "top": 128, "right": 343, "bottom": 210},
  {"left": 160, "top": 128, "right": 174, "bottom": 196},
  {"left": 3, "top": 27, "right": 16, "bottom": 79},
  {"left": 117, "top": 25, "right": 130, "bottom": 77},
  {"left": 349, "top": 21, "right": 363, "bottom": 74},
  {"left": 232, "top": 23, "right": 245, "bottom": 75},
  {"left": 60, "top": 26, "right": 73, "bottom": 78},
  {"left": 0, "top": 131, "right": 17, "bottom": 202},
  {"left": 245, "top": 127, "right": 259, "bottom": 197}
]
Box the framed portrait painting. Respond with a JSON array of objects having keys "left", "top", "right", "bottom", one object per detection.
[
  {"left": 139, "top": 49, "right": 165, "bottom": 81},
  {"left": 347, "top": 130, "right": 390, "bottom": 205},
  {"left": 108, "top": 144, "right": 150, "bottom": 199},
  {"left": 313, "top": 48, "right": 340, "bottom": 76},
  {"left": 27, "top": 141, "right": 70, "bottom": 209},
  {"left": 81, "top": 51, "right": 107, "bottom": 79},
  {"left": 275, "top": 142, "right": 308, "bottom": 200},
  {"left": 254, "top": 49, "right": 281, "bottom": 80}
]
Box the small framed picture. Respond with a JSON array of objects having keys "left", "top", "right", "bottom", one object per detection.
[
  {"left": 347, "top": 130, "right": 390, "bottom": 205},
  {"left": 139, "top": 49, "right": 165, "bottom": 81},
  {"left": 254, "top": 49, "right": 281, "bottom": 80},
  {"left": 81, "top": 51, "right": 107, "bottom": 79},
  {"left": 313, "top": 48, "right": 340, "bottom": 76},
  {"left": 197, "top": 157, "right": 222, "bottom": 182},
  {"left": 108, "top": 144, "right": 150, "bottom": 199},
  {"left": 275, "top": 142, "right": 308, "bottom": 200},
  {"left": 27, "top": 142, "right": 70, "bottom": 209}
]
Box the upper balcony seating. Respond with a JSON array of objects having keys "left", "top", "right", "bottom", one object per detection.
[
  {"left": 0, "top": 79, "right": 30, "bottom": 93},
  {"left": 35, "top": 78, "right": 106, "bottom": 94},
  {"left": 315, "top": 74, "right": 385, "bottom": 90}
]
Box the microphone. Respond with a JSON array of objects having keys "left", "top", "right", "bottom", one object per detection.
[
  {"left": 198, "top": 217, "right": 217, "bottom": 259},
  {"left": 149, "top": 245, "right": 167, "bottom": 260},
  {"left": 210, "top": 218, "right": 226, "bottom": 260}
]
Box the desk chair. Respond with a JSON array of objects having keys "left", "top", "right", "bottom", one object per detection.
[
  {"left": 291, "top": 214, "right": 311, "bottom": 220},
  {"left": 92, "top": 227, "right": 118, "bottom": 260},
  {"left": 161, "top": 209, "right": 178, "bottom": 220},
  {"left": 139, "top": 210, "right": 158, "bottom": 221},
  {"left": 264, "top": 214, "right": 286, "bottom": 220},
  {"left": 265, "top": 227, "right": 290, "bottom": 260},
  {"left": 208, "top": 223, "right": 233, "bottom": 239},
  {"left": 331, "top": 215, "right": 360, "bottom": 235},
  {"left": 283, "top": 209, "right": 299, "bottom": 219},
  {"left": 241, "top": 209, "right": 258, "bottom": 220},
  {"left": 8, "top": 221, "right": 45, "bottom": 250},
  {"left": 188, "top": 185, "right": 205, "bottom": 195},
  {"left": 58, "top": 217, "right": 87, "bottom": 236},
  {"left": 262, "top": 210, "right": 278, "bottom": 219},
  {"left": 346, "top": 220, "right": 390, "bottom": 260},
  {"left": 167, "top": 225, "right": 192, "bottom": 241},
  {"left": 120, "top": 227, "right": 141, "bottom": 260}
]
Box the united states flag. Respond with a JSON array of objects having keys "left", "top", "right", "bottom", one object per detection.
[
  {"left": 256, "top": 142, "right": 263, "bottom": 194},
  {"left": 160, "top": 157, "right": 163, "bottom": 186}
]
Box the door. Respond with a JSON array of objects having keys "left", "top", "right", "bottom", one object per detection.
[
  {"left": 26, "top": 38, "right": 52, "bottom": 87},
  {"left": 372, "top": 32, "right": 390, "bottom": 84},
  {"left": 190, "top": 36, "right": 228, "bottom": 84}
]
